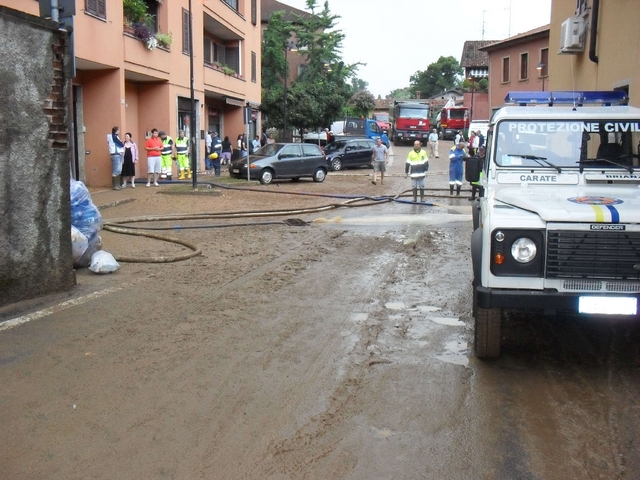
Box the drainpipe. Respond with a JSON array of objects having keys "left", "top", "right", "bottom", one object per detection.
[{"left": 589, "top": 0, "right": 599, "bottom": 64}]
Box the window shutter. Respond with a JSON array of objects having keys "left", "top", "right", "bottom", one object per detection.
[
  {"left": 182, "top": 9, "right": 190, "bottom": 54},
  {"left": 251, "top": 0, "right": 257, "bottom": 25},
  {"left": 251, "top": 51, "right": 256, "bottom": 82},
  {"left": 204, "top": 39, "right": 212, "bottom": 64},
  {"left": 225, "top": 47, "right": 239, "bottom": 73},
  {"left": 86, "top": 0, "right": 97, "bottom": 14}
]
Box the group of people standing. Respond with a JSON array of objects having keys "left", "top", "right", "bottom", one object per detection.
[
  {"left": 402, "top": 130, "right": 486, "bottom": 202},
  {"left": 107, "top": 126, "right": 138, "bottom": 190}
]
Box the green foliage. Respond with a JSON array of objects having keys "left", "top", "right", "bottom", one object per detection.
[
  {"left": 349, "top": 78, "right": 369, "bottom": 95},
  {"left": 155, "top": 32, "right": 172, "bottom": 47},
  {"left": 123, "top": 0, "right": 148, "bottom": 24},
  {"left": 348, "top": 90, "right": 376, "bottom": 117},
  {"left": 222, "top": 65, "right": 236, "bottom": 75},
  {"left": 409, "top": 56, "right": 463, "bottom": 98},
  {"left": 260, "top": 1, "right": 356, "bottom": 131},
  {"left": 387, "top": 87, "right": 412, "bottom": 99}
]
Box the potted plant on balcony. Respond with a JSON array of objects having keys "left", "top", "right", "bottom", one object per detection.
[{"left": 155, "top": 32, "right": 173, "bottom": 49}]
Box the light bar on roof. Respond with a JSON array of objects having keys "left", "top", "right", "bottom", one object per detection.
[{"left": 504, "top": 91, "right": 628, "bottom": 106}]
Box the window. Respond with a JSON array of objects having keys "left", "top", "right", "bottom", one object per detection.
[
  {"left": 251, "top": 0, "right": 257, "bottom": 25},
  {"left": 520, "top": 52, "right": 529, "bottom": 80},
  {"left": 182, "top": 8, "right": 190, "bottom": 55},
  {"left": 502, "top": 57, "right": 510, "bottom": 83},
  {"left": 85, "top": 0, "right": 106, "bottom": 19},
  {"left": 539, "top": 48, "right": 549, "bottom": 77},
  {"left": 251, "top": 52, "right": 257, "bottom": 82},
  {"left": 222, "top": 0, "right": 239, "bottom": 12},
  {"left": 225, "top": 46, "right": 239, "bottom": 73}
]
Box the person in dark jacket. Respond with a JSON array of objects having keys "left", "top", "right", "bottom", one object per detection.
[{"left": 405, "top": 140, "right": 429, "bottom": 202}]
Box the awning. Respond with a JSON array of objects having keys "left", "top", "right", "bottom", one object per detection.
[{"left": 225, "top": 97, "right": 245, "bottom": 107}]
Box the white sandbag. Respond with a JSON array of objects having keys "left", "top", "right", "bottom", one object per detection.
[{"left": 88, "top": 250, "right": 120, "bottom": 274}]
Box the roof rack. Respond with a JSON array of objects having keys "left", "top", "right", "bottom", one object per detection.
[{"left": 504, "top": 91, "right": 628, "bottom": 106}]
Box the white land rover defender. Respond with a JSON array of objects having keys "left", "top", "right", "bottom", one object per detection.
[{"left": 470, "top": 91, "right": 640, "bottom": 359}]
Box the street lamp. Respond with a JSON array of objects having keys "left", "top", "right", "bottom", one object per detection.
[
  {"left": 283, "top": 40, "right": 297, "bottom": 143},
  {"left": 536, "top": 62, "right": 546, "bottom": 91}
]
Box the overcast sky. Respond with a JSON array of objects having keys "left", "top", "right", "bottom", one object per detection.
[{"left": 278, "top": 0, "right": 552, "bottom": 98}]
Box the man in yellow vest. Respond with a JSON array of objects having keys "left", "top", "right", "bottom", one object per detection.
[
  {"left": 159, "top": 131, "right": 175, "bottom": 180},
  {"left": 405, "top": 140, "right": 429, "bottom": 202},
  {"left": 175, "top": 130, "right": 190, "bottom": 179}
]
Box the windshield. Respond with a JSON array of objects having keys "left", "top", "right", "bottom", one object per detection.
[
  {"left": 398, "top": 106, "right": 429, "bottom": 119},
  {"left": 374, "top": 113, "right": 389, "bottom": 122},
  {"left": 495, "top": 120, "right": 640, "bottom": 169},
  {"left": 448, "top": 109, "right": 466, "bottom": 119},
  {"left": 254, "top": 144, "right": 281, "bottom": 156},
  {"left": 323, "top": 140, "right": 348, "bottom": 152}
]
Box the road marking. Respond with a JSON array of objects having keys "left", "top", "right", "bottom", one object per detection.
[{"left": 0, "top": 278, "right": 148, "bottom": 333}]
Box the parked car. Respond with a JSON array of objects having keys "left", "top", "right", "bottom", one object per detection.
[
  {"left": 323, "top": 137, "right": 377, "bottom": 171},
  {"left": 228, "top": 143, "right": 328, "bottom": 185}
]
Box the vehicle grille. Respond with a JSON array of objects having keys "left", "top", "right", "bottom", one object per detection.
[{"left": 546, "top": 230, "right": 640, "bottom": 280}]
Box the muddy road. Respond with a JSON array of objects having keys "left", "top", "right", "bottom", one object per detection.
[{"left": 1, "top": 142, "right": 639, "bottom": 479}]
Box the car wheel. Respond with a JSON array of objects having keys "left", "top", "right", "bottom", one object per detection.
[
  {"left": 331, "top": 158, "right": 342, "bottom": 171},
  {"left": 259, "top": 169, "right": 274, "bottom": 185},
  {"left": 475, "top": 307, "right": 502, "bottom": 359},
  {"left": 312, "top": 168, "right": 326, "bottom": 182}
]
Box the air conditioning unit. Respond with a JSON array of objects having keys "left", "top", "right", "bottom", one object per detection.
[{"left": 559, "top": 17, "right": 585, "bottom": 54}]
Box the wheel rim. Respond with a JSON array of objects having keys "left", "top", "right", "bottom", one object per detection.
[
  {"left": 261, "top": 171, "right": 273, "bottom": 184},
  {"left": 315, "top": 169, "right": 326, "bottom": 181},
  {"left": 332, "top": 159, "right": 342, "bottom": 171}
]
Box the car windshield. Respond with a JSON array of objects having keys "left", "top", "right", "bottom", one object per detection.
[
  {"left": 324, "top": 140, "right": 348, "bottom": 152},
  {"left": 253, "top": 144, "right": 282, "bottom": 156},
  {"left": 374, "top": 113, "right": 389, "bottom": 122},
  {"left": 398, "top": 106, "right": 429, "bottom": 119},
  {"left": 495, "top": 119, "right": 640, "bottom": 170},
  {"left": 448, "top": 109, "right": 466, "bottom": 119}
]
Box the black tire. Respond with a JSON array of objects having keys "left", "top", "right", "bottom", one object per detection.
[
  {"left": 331, "top": 158, "right": 342, "bottom": 171},
  {"left": 472, "top": 200, "right": 480, "bottom": 230},
  {"left": 475, "top": 307, "right": 502, "bottom": 359},
  {"left": 312, "top": 168, "right": 326, "bottom": 183},
  {"left": 259, "top": 169, "right": 274, "bottom": 185},
  {"left": 291, "top": 177, "right": 300, "bottom": 182}
]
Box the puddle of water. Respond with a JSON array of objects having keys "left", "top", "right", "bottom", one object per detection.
[
  {"left": 417, "top": 305, "right": 441, "bottom": 313},
  {"left": 312, "top": 213, "right": 471, "bottom": 226},
  {"left": 350, "top": 312, "right": 368, "bottom": 322},
  {"left": 385, "top": 301, "right": 406, "bottom": 310},
  {"left": 434, "top": 338, "right": 470, "bottom": 367},
  {"left": 428, "top": 316, "right": 464, "bottom": 326}
]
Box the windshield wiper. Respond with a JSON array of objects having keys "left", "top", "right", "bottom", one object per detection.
[
  {"left": 505, "top": 153, "right": 562, "bottom": 173},
  {"left": 578, "top": 157, "right": 635, "bottom": 174}
]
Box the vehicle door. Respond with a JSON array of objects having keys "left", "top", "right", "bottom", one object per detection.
[
  {"left": 301, "top": 144, "right": 324, "bottom": 174},
  {"left": 342, "top": 140, "right": 362, "bottom": 168},
  {"left": 275, "top": 144, "right": 303, "bottom": 177},
  {"left": 360, "top": 140, "right": 377, "bottom": 167}
]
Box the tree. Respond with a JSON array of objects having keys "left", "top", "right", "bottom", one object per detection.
[
  {"left": 347, "top": 89, "right": 375, "bottom": 118},
  {"left": 349, "top": 77, "right": 369, "bottom": 95},
  {"left": 409, "top": 56, "right": 463, "bottom": 98},
  {"left": 260, "top": 1, "right": 356, "bottom": 133},
  {"left": 387, "top": 87, "right": 412, "bottom": 99}
]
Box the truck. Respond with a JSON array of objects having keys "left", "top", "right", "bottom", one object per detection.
[
  {"left": 340, "top": 117, "right": 390, "bottom": 147},
  {"left": 389, "top": 100, "right": 430, "bottom": 145},
  {"left": 470, "top": 90, "right": 640, "bottom": 359},
  {"left": 437, "top": 105, "right": 469, "bottom": 140},
  {"left": 372, "top": 112, "right": 390, "bottom": 133}
]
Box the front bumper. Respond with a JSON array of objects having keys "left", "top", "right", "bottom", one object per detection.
[
  {"left": 476, "top": 286, "right": 640, "bottom": 316},
  {"left": 228, "top": 164, "right": 257, "bottom": 180},
  {"left": 396, "top": 131, "right": 429, "bottom": 140}
]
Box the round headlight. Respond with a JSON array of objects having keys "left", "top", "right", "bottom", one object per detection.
[{"left": 511, "top": 238, "right": 537, "bottom": 263}]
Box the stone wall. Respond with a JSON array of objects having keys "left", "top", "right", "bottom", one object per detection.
[{"left": 0, "top": 6, "right": 75, "bottom": 307}]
